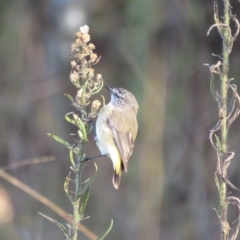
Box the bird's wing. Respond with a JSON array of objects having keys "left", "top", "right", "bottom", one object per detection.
[{"left": 106, "top": 108, "right": 138, "bottom": 172}]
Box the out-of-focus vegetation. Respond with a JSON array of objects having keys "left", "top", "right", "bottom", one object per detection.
[{"left": 1, "top": 1, "right": 240, "bottom": 240}]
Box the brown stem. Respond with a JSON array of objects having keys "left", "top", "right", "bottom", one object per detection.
[{"left": 0, "top": 169, "right": 97, "bottom": 240}]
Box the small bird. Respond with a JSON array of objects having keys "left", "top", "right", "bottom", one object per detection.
[{"left": 95, "top": 86, "right": 139, "bottom": 189}]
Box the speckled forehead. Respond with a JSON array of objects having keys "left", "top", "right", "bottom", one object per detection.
[{"left": 114, "top": 88, "right": 128, "bottom": 95}]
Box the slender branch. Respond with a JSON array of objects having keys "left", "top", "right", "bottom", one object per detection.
[
  {"left": 1, "top": 156, "right": 55, "bottom": 171},
  {"left": 208, "top": 1, "right": 240, "bottom": 239},
  {"left": 0, "top": 169, "right": 97, "bottom": 240},
  {"left": 219, "top": 2, "right": 230, "bottom": 238},
  {"left": 72, "top": 152, "right": 84, "bottom": 240}
]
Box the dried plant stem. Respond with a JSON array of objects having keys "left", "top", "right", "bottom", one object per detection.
[
  {"left": 72, "top": 155, "right": 83, "bottom": 240},
  {"left": 0, "top": 169, "right": 97, "bottom": 240},
  {"left": 48, "top": 25, "right": 112, "bottom": 240},
  {"left": 219, "top": 1, "right": 230, "bottom": 236},
  {"left": 1, "top": 156, "right": 55, "bottom": 171},
  {"left": 207, "top": 1, "right": 240, "bottom": 239}
]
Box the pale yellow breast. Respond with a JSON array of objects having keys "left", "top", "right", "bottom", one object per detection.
[
  {"left": 95, "top": 103, "right": 121, "bottom": 168},
  {"left": 95, "top": 104, "right": 115, "bottom": 155}
]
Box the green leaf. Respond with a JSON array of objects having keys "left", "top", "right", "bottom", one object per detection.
[
  {"left": 65, "top": 112, "right": 75, "bottom": 125},
  {"left": 78, "top": 163, "right": 98, "bottom": 215},
  {"left": 96, "top": 219, "right": 113, "bottom": 240},
  {"left": 38, "top": 212, "right": 71, "bottom": 240},
  {"left": 79, "top": 184, "right": 90, "bottom": 216},
  {"left": 64, "top": 172, "right": 73, "bottom": 202},
  {"left": 64, "top": 93, "right": 75, "bottom": 103},
  {"left": 214, "top": 172, "right": 221, "bottom": 194},
  {"left": 75, "top": 118, "right": 87, "bottom": 139},
  {"left": 69, "top": 149, "right": 77, "bottom": 171},
  {"left": 47, "top": 133, "right": 72, "bottom": 149},
  {"left": 65, "top": 113, "right": 88, "bottom": 141}
]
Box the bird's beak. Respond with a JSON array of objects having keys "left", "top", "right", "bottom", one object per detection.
[{"left": 105, "top": 85, "right": 112, "bottom": 92}]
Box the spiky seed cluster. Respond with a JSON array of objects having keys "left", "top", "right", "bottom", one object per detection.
[
  {"left": 88, "top": 100, "right": 102, "bottom": 119},
  {"left": 70, "top": 25, "right": 103, "bottom": 120}
]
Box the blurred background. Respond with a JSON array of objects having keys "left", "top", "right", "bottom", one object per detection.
[{"left": 1, "top": 0, "right": 240, "bottom": 239}]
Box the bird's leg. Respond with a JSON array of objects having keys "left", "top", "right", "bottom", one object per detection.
[{"left": 83, "top": 154, "right": 107, "bottom": 162}]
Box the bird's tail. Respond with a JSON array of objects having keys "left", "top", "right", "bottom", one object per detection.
[{"left": 112, "top": 160, "right": 124, "bottom": 189}]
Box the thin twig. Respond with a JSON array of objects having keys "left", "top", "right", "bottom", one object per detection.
[
  {"left": 207, "top": 23, "right": 231, "bottom": 36},
  {"left": 207, "top": 1, "right": 240, "bottom": 239},
  {"left": 1, "top": 156, "right": 55, "bottom": 171},
  {"left": 0, "top": 169, "right": 97, "bottom": 240}
]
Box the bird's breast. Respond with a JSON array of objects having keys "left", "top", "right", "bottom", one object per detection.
[{"left": 95, "top": 104, "right": 115, "bottom": 155}]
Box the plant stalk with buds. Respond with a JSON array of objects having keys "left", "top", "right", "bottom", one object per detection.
[{"left": 46, "top": 25, "right": 112, "bottom": 240}]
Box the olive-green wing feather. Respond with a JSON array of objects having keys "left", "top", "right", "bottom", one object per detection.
[{"left": 106, "top": 108, "right": 138, "bottom": 172}]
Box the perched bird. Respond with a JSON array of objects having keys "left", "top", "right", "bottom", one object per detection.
[{"left": 95, "top": 86, "right": 139, "bottom": 189}]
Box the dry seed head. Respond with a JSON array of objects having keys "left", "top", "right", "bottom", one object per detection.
[
  {"left": 75, "top": 32, "right": 82, "bottom": 39},
  {"left": 82, "top": 47, "right": 89, "bottom": 55},
  {"left": 88, "top": 43, "right": 95, "bottom": 50},
  {"left": 76, "top": 89, "right": 90, "bottom": 105},
  {"left": 91, "top": 100, "right": 101, "bottom": 112},
  {"left": 76, "top": 38, "right": 83, "bottom": 45},
  {"left": 71, "top": 43, "right": 78, "bottom": 52},
  {"left": 90, "top": 53, "right": 98, "bottom": 62},
  {"left": 70, "top": 71, "right": 79, "bottom": 83},
  {"left": 82, "top": 33, "right": 90, "bottom": 43},
  {"left": 96, "top": 74, "right": 102, "bottom": 82},
  {"left": 77, "top": 53, "right": 84, "bottom": 60},
  {"left": 89, "top": 100, "right": 102, "bottom": 118},
  {"left": 71, "top": 61, "right": 77, "bottom": 68},
  {"left": 89, "top": 68, "right": 95, "bottom": 77},
  {"left": 73, "top": 113, "right": 78, "bottom": 120},
  {"left": 76, "top": 89, "right": 83, "bottom": 105},
  {"left": 79, "top": 25, "right": 89, "bottom": 34},
  {"left": 70, "top": 25, "right": 103, "bottom": 110}
]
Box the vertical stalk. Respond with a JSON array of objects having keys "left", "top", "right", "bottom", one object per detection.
[
  {"left": 220, "top": 1, "right": 230, "bottom": 238},
  {"left": 47, "top": 25, "right": 113, "bottom": 240},
  {"left": 208, "top": 1, "right": 240, "bottom": 239},
  {"left": 72, "top": 155, "right": 82, "bottom": 240},
  {"left": 221, "top": 0, "right": 230, "bottom": 153}
]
